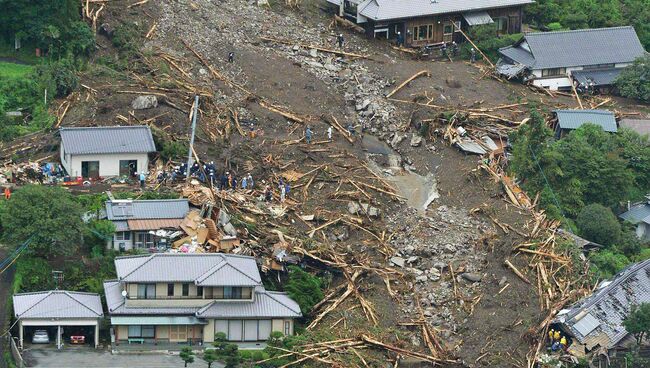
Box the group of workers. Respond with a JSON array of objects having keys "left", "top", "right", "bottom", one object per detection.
[{"left": 548, "top": 328, "right": 568, "bottom": 352}]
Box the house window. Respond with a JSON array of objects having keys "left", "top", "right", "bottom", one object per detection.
[
  {"left": 167, "top": 283, "right": 174, "bottom": 297},
  {"left": 129, "top": 325, "right": 155, "bottom": 338},
  {"left": 542, "top": 68, "right": 566, "bottom": 77},
  {"left": 115, "top": 231, "right": 131, "bottom": 241},
  {"left": 137, "top": 284, "right": 155, "bottom": 299},
  {"left": 134, "top": 232, "right": 154, "bottom": 248},
  {"left": 453, "top": 21, "right": 461, "bottom": 32},
  {"left": 224, "top": 286, "right": 243, "bottom": 299},
  {"left": 343, "top": 0, "right": 357, "bottom": 15},
  {"left": 284, "top": 321, "right": 291, "bottom": 336},
  {"left": 443, "top": 24, "right": 453, "bottom": 35},
  {"left": 182, "top": 283, "right": 190, "bottom": 297},
  {"left": 197, "top": 286, "right": 203, "bottom": 297},
  {"left": 413, "top": 24, "right": 433, "bottom": 41},
  {"left": 119, "top": 160, "right": 137, "bottom": 177},
  {"left": 495, "top": 17, "right": 508, "bottom": 35}
]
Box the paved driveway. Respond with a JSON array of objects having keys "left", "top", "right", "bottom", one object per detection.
[{"left": 23, "top": 349, "right": 223, "bottom": 368}]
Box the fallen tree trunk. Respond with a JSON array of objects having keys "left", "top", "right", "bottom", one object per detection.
[
  {"left": 386, "top": 70, "right": 430, "bottom": 98},
  {"left": 260, "top": 36, "right": 371, "bottom": 59}
]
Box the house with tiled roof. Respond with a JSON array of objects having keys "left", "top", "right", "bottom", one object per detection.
[
  {"left": 59, "top": 126, "right": 156, "bottom": 178},
  {"left": 620, "top": 195, "right": 650, "bottom": 240},
  {"left": 553, "top": 109, "right": 618, "bottom": 138},
  {"left": 325, "top": 0, "right": 532, "bottom": 46},
  {"left": 497, "top": 26, "right": 647, "bottom": 91},
  {"left": 103, "top": 253, "right": 301, "bottom": 347},
  {"left": 104, "top": 199, "right": 190, "bottom": 251}
]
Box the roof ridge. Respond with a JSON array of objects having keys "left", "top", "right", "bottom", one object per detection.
[
  {"left": 198, "top": 256, "right": 261, "bottom": 285},
  {"left": 196, "top": 256, "right": 228, "bottom": 283},
  {"left": 119, "top": 253, "right": 156, "bottom": 280},
  {"left": 526, "top": 26, "right": 634, "bottom": 37},
  {"left": 63, "top": 291, "right": 102, "bottom": 316},
  {"left": 15, "top": 291, "right": 53, "bottom": 317},
  {"left": 555, "top": 109, "right": 613, "bottom": 114},
  {"left": 196, "top": 300, "right": 217, "bottom": 315},
  {"left": 260, "top": 290, "right": 301, "bottom": 314},
  {"left": 60, "top": 125, "right": 150, "bottom": 131}
]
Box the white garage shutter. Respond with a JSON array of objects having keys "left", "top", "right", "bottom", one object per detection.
[
  {"left": 228, "top": 320, "right": 242, "bottom": 341},
  {"left": 258, "top": 320, "right": 272, "bottom": 340},
  {"left": 215, "top": 320, "right": 228, "bottom": 337},
  {"left": 244, "top": 320, "right": 258, "bottom": 341}
]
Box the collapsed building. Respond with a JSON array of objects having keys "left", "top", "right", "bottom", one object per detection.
[{"left": 553, "top": 259, "right": 650, "bottom": 365}]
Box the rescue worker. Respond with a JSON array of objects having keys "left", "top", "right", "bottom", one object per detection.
[
  {"left": 553, "top": 330, "right": 561, "bottom": 342},
  {"left": 559, "top": 336, "right": 567, "bottom": 350},
  {"left": 139, "top": 172, "right": 146, "bottom": 188},
  {"left": 470, "top": 47, "right": 477, "bottom": 63},
  {"left": 548, "top": 329, "right": 555, "bottom": 343},
  {"left": 337, "top": 34, "right": 344, "bottom": 48},
  {"left": 3, "top": 187, "right": 10, "bottom": 200},
  {"left": 228, "top": 52, "right": 234, "bottom": 63}
]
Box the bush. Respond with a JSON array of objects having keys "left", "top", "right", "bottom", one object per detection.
[
  {"left": 13, "top": 257, "right": 54, "bottom": 293},
  {"left": 34, "top": 59, "right": 79, "bottom": 98},
  {"left": 576, "top": 204, "right": 621, "bottom": 246},
  {"left": 589, "top": 250, "right": 630, "bottom": 279},
  {"left": 459, "top": 24, "right": 522, "bottom": 62},
  {"left": 616, "top": 55, "right": 650, "bottom": 103},
  {"left": 284, "top": 266, "right": 323, "bottom": 315},
  {"left": 546, "top": 22, "right": 564, "bottom": 31}
]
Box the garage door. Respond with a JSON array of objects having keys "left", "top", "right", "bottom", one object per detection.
[
  {"left": 228, "top": 320, "right": 242, "bottom": 341},
  {"left": 243, "top": 320, "right": 258, "bottom": 341},
  {"left": 258, "top": 320, "right": 272, "bottom": 340}
]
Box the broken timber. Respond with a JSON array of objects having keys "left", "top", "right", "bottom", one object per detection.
[
  {"left": 386, "top": 70, "right": 430, "bottom": 98},
  {"left": 260, "top": 36, "right": 371, "bottom": 59}
]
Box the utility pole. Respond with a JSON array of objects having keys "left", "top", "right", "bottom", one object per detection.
[{"left": 186, "top": 95, "right": 199, "bottom": 181}]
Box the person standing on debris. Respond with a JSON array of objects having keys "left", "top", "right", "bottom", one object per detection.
[
  {"left": 249, "top": 121, "right": 255, "bottom": 138},
  {"left": 3, "top": 187, "right": 10, "bottom": 200},
  {"left": 548, "top": 329, "right": 555, "bottom": 343},
  {"left": 241, "top": 175, "right": 247, "bottom": 190},
  {"left": 337, "top": 34, "right": 344, "bottom": 49},
  {"left": 228, "top": 52, "right": 234, "bottom": 63},
  {"left": 396, "top": 32, "right": 404, "bottom": 47},
  {"left": 305, "top": 126, "right": 313, "bottom": 144},
  {"left": 285, "top": 182, "right": 291, "bottom": 199},
  {"left": 470, "top": 47, "right": 477, "bottom": 63},
  {"left": 247, "top": 173, "right": 254, "bottom": 189},
  {"left": 553, "top": 330, "right": 560, "bottom": 342},
  {"left": 280, "top": 182, "right": 286, "bottom": 202},
  {"left": 327, "top": 126, "right": 333, "bottom": 141},
  {"left": 559, "top": 336, "right": 567, "bottom": 350},
  {"left": 139, "top": 172, "right": 146, "bottom": 188},
  {"left": 264, "top": 185, "right": 273, "bottom": 202},
  {"left": 347, "top": 123, "right": 356, "bottom": 136}
]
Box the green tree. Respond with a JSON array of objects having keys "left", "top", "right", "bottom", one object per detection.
[
  {"left": 179, "top": 346, "right": 195, "bottom": 367},
  {"left": 285, "top": 266, "right": 323, "bottom": 315},
  {"left": 589, "top": 250, "right": 630, "bottom": 279},
  {"left": 213, "top": 332, "right": 228, "bottom": 351},
  {"left": 576, "top": 204, "right": 621, "bottom": 246},
  {"left": 623, "top": 303, "right": 650, "bottom": 344},
  {"left": 616, "top": 55, "right": 650, "bottom": 103},
  {"left": 222, "top": 344, "right": 241, "bottom": 368},
  {"left": 202, "top": 349, "right": 218, "bottom": 368},
  {"left": 0, "top": 185, "right": 84, "bottom": 257}
]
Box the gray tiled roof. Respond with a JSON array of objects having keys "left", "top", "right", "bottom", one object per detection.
[
  {"left": 59, "top": 126, "right": 156, "bottom": 155},
  {"left": 104, "top": 280, "right": 202, "bottom": 315},
  {"left": 358, "top": 0, "right": 533, "bottom": 21},
  {"left": 620, "top": 201, "right": 650, "bottom": 225},
  {"left": 115, "top": 253, "right": 262, "bottom": 286},
  {"left": 620, "top": 118, "right": 650, "bottom": 137},
  {"left": 572, "top": 68, "right": 623, "bottom": 87},
  {"left": 197, "top": 291, "right": 302, "bottom": 318},
  {"left": 105, "top": 199, "right": 189, "bottom": 220},
  {"left": 499, "top": 26, "right": 646, "bottom": 70},
  {"left": 13, "top": 290, "right": 103, "bottom": 319},
  {"left": 554, "top": 109, "right": 618, "bottom": 133},
  {"left": 498, "top": 45, "right": 536, "bottom": 67},
  {"left": 554, "top": 259, "right": 650, "bottom": 348}
]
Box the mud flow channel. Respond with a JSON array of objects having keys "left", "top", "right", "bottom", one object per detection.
[{"left": 361, "top": 134, "right": 439, "bottom": 213}]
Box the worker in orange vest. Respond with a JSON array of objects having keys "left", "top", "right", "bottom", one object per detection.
[{"left": 3, "top": 187, "right": 11, "bottom": 200}]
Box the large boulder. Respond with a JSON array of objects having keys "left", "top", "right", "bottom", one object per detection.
[{"left": 131, "top": 95, "right": 158, "bottom": 110}]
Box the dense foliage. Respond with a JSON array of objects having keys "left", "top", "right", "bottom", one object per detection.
[
  {"left": 616, "top": 55, "right": 650, "bottom": 103},
  {"left": 284, "top": 266, "right": 324, "bottom": 315},
  {"left": 0, "top": 0, "right": 94, "bottom": 58},
  {"left": 460, "top": 24, "right": 522, "bottom": 62},
  {"left": 623, "top": 303, "right": 650, "bottom": 344},
  {"left": 524, "top": 0, "right": 650, "bottom": 49},
  {"left": 0, "top": 185, "right": 84, "bottom": 257},
  {"left": 510, "top": 109, "right": 650, "bottom": 278}
]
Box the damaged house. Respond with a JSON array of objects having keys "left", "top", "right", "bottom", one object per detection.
[
  {"left": 497, "top": 26, "right": 646, "bottom": 91},
  {"left": 553, "top": 259, "right": 650, "bottom": 364},
  {"left": 104, "top": 253, "right": 301, "bottom": 347},
  {"left": 325, "top": 0, "right": 532, "bottom": 46},
  {"left": 59, "top": 126, "right": 156, "bottom": 178},
  {"left": 105, "top": 199, "right": 190, "bottom": 251}
]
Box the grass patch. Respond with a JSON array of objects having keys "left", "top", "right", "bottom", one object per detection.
[{"left": 0, "top": 61, "right": 33, "bottom": 79}]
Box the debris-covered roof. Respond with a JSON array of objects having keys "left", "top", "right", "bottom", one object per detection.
[
  {"left": 554, "top": 259, "right": 650, "bottom": 349},
  {"left": 114, "top": 253, "right": 262, "bottom": 286},
  {"left": 13, "top": 290, "right": 103, "bottom": 319},
  {"left": 357, "top": 0, "right": 533, "bottom": 21},
  {"left": 619, "top": 199, "right": 650, "bottom": 225},
  {"left": 572, "top": 68, "right": 624, "bottom": 87},
  {"left": 557, "top": 229, "right": 603, "bottom": 251},
  {"left": 619, "top": 119, "right": 650, "bottom": 137},
  {"left": 105, "top": 199, "right": 189, "bottom": 220},
  {"left": 554, "top": 109, "right": 618, "bottom": 133},
  {"left": 499, "top": 26, "right": 646, "bottom": 70},
  {"left": 197, "top": 291, "right": 302, "bottom": 318},
  {"left": 59, "top": 126, "right": 156, "bottom": 155}
]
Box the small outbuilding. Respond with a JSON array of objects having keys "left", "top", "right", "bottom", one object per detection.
[
  {"left": 553, "top": 109, "right": 617, "bottom": 138},
  {"left": 13, "top": 290, "right": 103, "bottom": 349},
  {"left": 59, "top": 126, "right": 156, "bottom": 179}
]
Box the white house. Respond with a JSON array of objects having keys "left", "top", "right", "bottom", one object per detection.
[
  {"left": 105, "top": 199, "right": 190, "bottom": 251},
  {"left": 497, "top": 26, "right": 646, "bottom": 91},
  {"left": 59, "top": 126, "right": 156, "bottom": 178}
]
